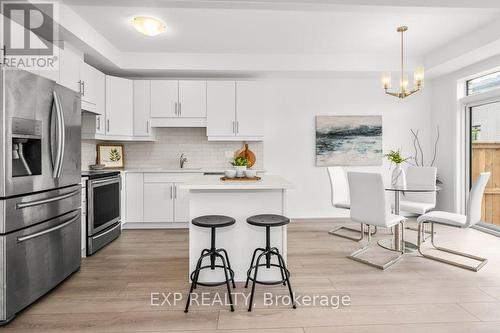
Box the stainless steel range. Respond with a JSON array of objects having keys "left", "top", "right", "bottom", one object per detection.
[
  {"left": 0, "top": 69, "right": 81, "bottom": 325},
  {"left": 81, "top": 170, "right": 121, "bottom": 255}
]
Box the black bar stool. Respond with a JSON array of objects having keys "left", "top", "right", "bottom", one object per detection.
[
  {"left": 245, "top": 214, "right": 296, "bottom": 312},
  {"left": 184, "top": 215, "right": 236, "bottom": 313}
]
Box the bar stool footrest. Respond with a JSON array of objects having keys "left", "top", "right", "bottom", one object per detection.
[
  {"left": 190, "top": 265, "right": 235, "bottom": 287},
  {"left": 246, "top": 263, "right": 290, "bottom": 286}
]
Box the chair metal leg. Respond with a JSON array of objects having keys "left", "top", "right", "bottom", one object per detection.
[
  {"left": 417, "top": 222, "right": 488, "bottom": 272},
  {"left": 217, "top": 248, "right": 236, "bottom": 288},
  {"left": 185, "top": 251, "right": 210, "bottom": 312},
  {"left": 216, "top": 253, "right": 235, "bottom": 312},
  {"left": 273, "top": 250, "right": 296, "bottom": 309},
  {"left": 271, "top": 247, "right": 287, "bottom": 286},
  {"left": 248, "top": 252, "right": 266, "bottom": 312},
  {"left": 245, "top": 247, "right": 265, "bottom": 288},
  {"left": 329, "top": 224, "right": 377, "bottom": 242},
  {"left": 194, "top": 249, "right": 209, "bottom": 289},
  {"left": 406, "top": 223, "right": 434, "bottom": 241},
  {"left": 347, "top": 222, "right": 405, "bottom": 270}
]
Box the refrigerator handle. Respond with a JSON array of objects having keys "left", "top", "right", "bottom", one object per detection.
[
  {"left": 58, "top": 93, "right": 66, "bottom": 179},
  {"left": 17, "top": 214, "right": 79, "bottom": 243},
  {"left": 16, "top": 189, "right": 80, "bottom": 209},
  {"left": 52, "top": 91, "right": 64, "bottom": 178}
]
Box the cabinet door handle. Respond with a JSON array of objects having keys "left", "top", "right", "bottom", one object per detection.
[
  {"left": 146, "top": 120, "right": 149, "bottom": 133},
  {"left": 178, "top": 102, "right": 182, "bottom": 116},
  {"left": 236, "top": 121, "right": 239, "bottom": 134},
  {"left": 97, "top": 116, "right": 100, "bottom": 130},
  {"left": 82, "top": 81, "right": 85, "bottom": 96},
  {"left": 106, "top": 119, "right": 110, "bottom": 132},
  {"left": 170, "top": 185, "right": 173, "bottom": 199},
  {"left": 174, "top": 102, "right": 178, "bottom": 116},
  {"left": 173, "top": 184, "right": 177, "bottom": 199},
  {"left": 232, "top": 121, "right": 235, "bottom": 134}
]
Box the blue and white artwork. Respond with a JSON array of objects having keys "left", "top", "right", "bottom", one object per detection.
[{"left": 315, "top": 115, "right": 383, "bottom": 166}]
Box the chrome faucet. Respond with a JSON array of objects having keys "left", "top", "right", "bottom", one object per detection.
[{"left": 179, "top": 153, "right": 188, "bottom": 168}]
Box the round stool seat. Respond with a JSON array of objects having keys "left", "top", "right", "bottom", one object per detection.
[
  {"left": 192, "top": 215, "right": 235, "bottom": 228},
  {"left": 247, "top": 214, "right": 290, "bottom": 227}
]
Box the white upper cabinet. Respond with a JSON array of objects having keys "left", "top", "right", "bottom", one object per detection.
[
  {"left": 81, "top": 63, "right": 104, "bottom": 113},
  {"left": 207, "top": 81, "right": 236, "bottom": 137},
  {"left": 206, "top": 81, "right": 264, "bottom": 141},
  {"left": 178, "top": 80, "right": 206, "bottom": 118},
  {"left": 105, "top": 75, "right": 133, "bottom": 136},
  {"left": 150, "top": 80, "right": 206, "bottom": 126},
  {"left": 133, "top": 80, "right": 152, "bottom": 136},
  {"left": 235, "top": 81, "right": 264, "bottom": 138},
  {"left": 150, "top": 80, "right": 178, "bottom": 118},
  {"left": 59, "top": 43, "right": 83, "bottom": 93}
]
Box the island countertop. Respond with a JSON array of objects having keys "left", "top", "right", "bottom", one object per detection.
[{"left": 179, "top": 175, "right": 293, "bottom": 190}]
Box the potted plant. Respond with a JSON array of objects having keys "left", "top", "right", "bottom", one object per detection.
[
  {"left": 230, "top": 156, "right": 249, "bottom": 178},
  {"left": 384, "top": 149, "right": 412, "bottom": 186}
]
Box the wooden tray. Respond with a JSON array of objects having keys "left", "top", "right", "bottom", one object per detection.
[{"left": 220, "top": 176, "right": 261, "bottom": 181}]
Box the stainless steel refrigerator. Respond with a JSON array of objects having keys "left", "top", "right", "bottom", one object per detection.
[{"left": 0, "top": 69, "right": 82, "bottom": 324}]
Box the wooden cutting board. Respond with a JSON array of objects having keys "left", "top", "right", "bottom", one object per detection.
[{"left": 235, "top": 143, "right": 256, "bottom": 168}]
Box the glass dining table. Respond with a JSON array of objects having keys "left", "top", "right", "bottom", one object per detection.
[{"left": 378, "top": 184, "right": 441, "bottom": 252}]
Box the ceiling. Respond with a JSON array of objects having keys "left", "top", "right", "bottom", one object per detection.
[{"left": 67, "top": 1, "right": 500, "bottom": 58}]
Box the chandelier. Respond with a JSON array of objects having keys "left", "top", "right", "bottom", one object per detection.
[{"left": 381, "top": 26, "right": 424, "bottom": 99}]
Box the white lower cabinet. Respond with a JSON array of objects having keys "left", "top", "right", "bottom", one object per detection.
[
  {"left": 125, "top": 173, "right": 143, "bottom": 222},
  {"left": 143, "top": 183, "right": 175, "bottom": 223},
  {"left": 124, "top": 172, "right": 201, "bottom": 227},
  {"left": 173, "top": 183, "right": 190, "bottom": 222}
]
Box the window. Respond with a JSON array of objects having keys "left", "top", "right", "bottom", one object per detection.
[{"left": 466, "top": 71, "right": 500, "bottom": 96}]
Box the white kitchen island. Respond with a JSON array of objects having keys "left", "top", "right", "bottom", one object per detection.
[{"left": 180, "top": 175, "right": 293, "bottom": 283}]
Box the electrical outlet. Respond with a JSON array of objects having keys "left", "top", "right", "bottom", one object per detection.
[{"left": 224, "top": 151, "right": 234, "bottom": 158}]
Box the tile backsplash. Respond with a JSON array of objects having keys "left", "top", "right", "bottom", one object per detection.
[{"left": 81, "top": 128, "right": 264, "bottom": 170}]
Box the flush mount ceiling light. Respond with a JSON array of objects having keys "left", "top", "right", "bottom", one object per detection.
[
  {"left": 381, "top": 26, "right": 424, "bottom": 99},
  {"left": 130, "top": 16, "right": 166, "bottom": 37}
]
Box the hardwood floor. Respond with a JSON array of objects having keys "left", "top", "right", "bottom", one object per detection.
[{"left": 4, "top": 218, "right": 500, "bottom": 332}]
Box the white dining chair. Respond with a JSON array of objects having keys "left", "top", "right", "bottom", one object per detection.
[
  {"left": 327, "top": 167, "right": 375, "bottom": 241},
  {"left": 417, "top": 172, "right": 490, "bottom": 272},
  {"left": 400, "top": 166, "right": 437, "bottom": 215},
  {"left": 347, "top": 172, "right": 406, "bottom": 270},
  {"left": 400, "top": 166, "right": 437, "bottom": 239}
]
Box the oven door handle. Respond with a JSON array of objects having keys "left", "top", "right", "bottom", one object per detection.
[
  {"left": 17, "top": 214, "right": 79, "bottom": 242},
  {"left": 92, "top": 223, "right": 121, "bottom": 240},
  {"left": 90, "top": 177, "right": 121, "bottom": 186},
  {"left": 16, "top": 189, "right": 80, "bottom": 209}
]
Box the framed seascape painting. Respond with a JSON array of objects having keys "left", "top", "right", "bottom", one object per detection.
[
  {"left": 315, "top": 115, "right": 382, "bottom": 166},
  {"left": 97, "top": 144, "right": 125, "bottom": 168}
]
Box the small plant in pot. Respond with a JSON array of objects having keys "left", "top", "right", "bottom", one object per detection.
[
  {"left": 384, "top": 149, "right": 412, "bottom": 186},
  {"left": 231, "top": 157, "right": 249, "bottom": 178}
]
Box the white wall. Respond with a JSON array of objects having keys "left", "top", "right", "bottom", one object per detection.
[
  {"left": 262, "top": 78, "right": 432, "bottom": 218},
  {"left": 428, "top": 54, "right": 500, "bottom": 213}
]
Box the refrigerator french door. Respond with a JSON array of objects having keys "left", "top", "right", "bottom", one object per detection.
[
  {"left": 0, "top": 69, "right": 81, "bottom": 197},
  {"left": 0, "top": 69, "right": 82, "bottom": 325}
]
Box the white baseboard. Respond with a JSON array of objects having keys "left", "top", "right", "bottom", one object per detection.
[{"left": 122, "top": 222, "right": 188, "bottom": 229}]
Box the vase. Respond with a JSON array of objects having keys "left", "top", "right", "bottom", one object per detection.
[
  {"left": 391, "top": 164, "right": 406, "bottom": 187},
  {"left": 234, "top": 166, "right": 247, "bottom": 178}
]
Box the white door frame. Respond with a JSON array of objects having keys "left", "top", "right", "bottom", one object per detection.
[{"left": 459, "top": 87, "right": 500, "bottom": 232}]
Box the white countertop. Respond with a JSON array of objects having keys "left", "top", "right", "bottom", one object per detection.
[
  {"left": 180, "top": 175, "right": 293, "bottom": 190},
  {"left": 122, "top": 168, "right": 265, "bottom": 174}
]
